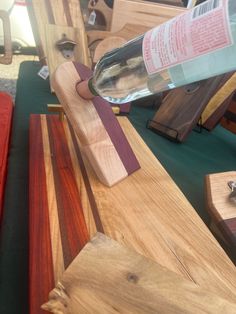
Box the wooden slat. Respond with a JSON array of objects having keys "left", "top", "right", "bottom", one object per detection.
[
  {"left": 111, "top": 0, "right": 186, "bottom": 32},
  {"left": 29, "top": 115, "right": 55, "bottom": 314},
  {"left": 43, "top": 233, "right": 236, "bottom": 314}
]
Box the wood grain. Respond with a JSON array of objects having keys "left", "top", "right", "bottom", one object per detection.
[
  {"left": 51, "top": 61, "right": 140, "bottom": 186},
  {"left": 0, "top": 93, "right": 13, "bottom": 219},
  {"left": 201, "top": 73, "right": 236, "bottom": 129},
  {"left": 44, "top": 24, "right": 88, "bottom": 91},
  {"left": 26, "top": 0, "right": 90, "bottom": 66},
  {"left": 42, "top": 233, "right": 236, "bottom": 314},
  {"left": 29, "top": 114, "right": 236, "bottom": 314},
  {"left": 205, "top": 171, "right": 236, "bottom": 248},
  {"left": 148, "top": 74, "right": 232, "bottom": 142},
  {"left": 29, "top": 115, "right": 90, "bottom": 313},
  {"left": 111, "top": 0, "right": 186, "bottom": 32},
  {"left": 221, "top": 98, "right": 236, "bottom": 134}
]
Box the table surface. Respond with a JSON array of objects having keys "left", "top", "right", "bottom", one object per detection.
[{"left": 1, "top": 61, "right": 236, "bottom": 314}]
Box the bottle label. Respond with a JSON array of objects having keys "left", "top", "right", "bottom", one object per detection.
[{"left": 143, "top": 0, "right": 232, "bottom": 74}]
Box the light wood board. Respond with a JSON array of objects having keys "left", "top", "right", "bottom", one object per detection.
[
  {"left": 45, "top": 24, "right": 85, "bottom": 91},
  {"left": 29, "top": 114, "right": 236, "bottom": 314},
  {"left": 43, "top": 233, "right": 236, "bottom": 314},
  {"left": 111, "top": 0, "right": 186, "bottom": 32}
]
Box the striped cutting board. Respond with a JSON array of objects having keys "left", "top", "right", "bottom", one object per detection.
[{"left": 29, "top": 114, "right": 236, "bottom": 314}]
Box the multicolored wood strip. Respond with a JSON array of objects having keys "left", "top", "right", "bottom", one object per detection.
[
  {"left": 0, "top": 92, "right": 13, "bottom": 219},
  {"left": 29, "top": 115, "right": 89, "bottom": 314},
  {"left": 30, "top": 114, "right": 236, "bottom": 314}
]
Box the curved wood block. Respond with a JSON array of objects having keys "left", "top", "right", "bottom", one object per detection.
[{"left": 51, "top": 62, "right": 140, "bottom": 186}]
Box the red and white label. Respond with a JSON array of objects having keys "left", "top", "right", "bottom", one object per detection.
[{"left": 143, "top": 0, "right": 232, "bottom": 74}]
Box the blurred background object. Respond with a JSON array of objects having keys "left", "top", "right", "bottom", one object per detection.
[{"left": 0, "top": 0, "right": 35, "bottom": 53}]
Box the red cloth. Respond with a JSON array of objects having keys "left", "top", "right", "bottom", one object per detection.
[{"left": 0, "top": 92, "right": 13, "bottom": 220}]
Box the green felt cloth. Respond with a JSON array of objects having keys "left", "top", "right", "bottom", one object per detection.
[{"left": 0, "top": 61, "right": 236, "bottom": 314}]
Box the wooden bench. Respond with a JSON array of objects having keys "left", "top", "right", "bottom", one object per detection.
[{"left": 29, "top": 114, "right": 236, "bottom": 314}]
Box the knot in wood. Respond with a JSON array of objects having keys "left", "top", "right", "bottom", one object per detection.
[{"left": 127, "top": 273, "right": 139, "bottom": 284}]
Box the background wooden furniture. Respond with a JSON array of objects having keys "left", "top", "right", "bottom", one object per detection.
[
  {"left": 205, "top": 171, "right": 236, "bottom": 250},
  {"left": 43, "top": 233, "right": 236, "bottom": 314},
  {"left": 111, "top": 0, "right": 186, "bottom": 32},
  {"left": 0, "top": 10, "right": 12, "bottom": 65},
  {"left": 147, "top": 74, "right": 233, "bottom": 142},
  {"left": 29, "top": 113, "right": 236, "bottom": 313},
  {"left": 88, "top": 0, "right": 113, "bottom": 30},
  {"left": 26, "top": 0, "right": 90, "bottom": 67}
]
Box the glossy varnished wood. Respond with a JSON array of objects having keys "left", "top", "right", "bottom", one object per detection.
[
  {"left": 29, "top": 115, "right": 90, "bottom": 314},
  {"left": 43, "top": 233, "right": 236, "bottom": 314}
]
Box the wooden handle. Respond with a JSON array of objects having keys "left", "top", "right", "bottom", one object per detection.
[{"left": 0, "top": 10, "right": 12, "bottom": 65}]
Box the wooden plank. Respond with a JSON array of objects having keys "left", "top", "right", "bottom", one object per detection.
[
  {"left": 0, "top": 93, "right": 13, "bottom": 219},
  {"left": 29, "top": 114, "right": 236, "bottom": 314},
  {"left": 205, "top": 171, "right": 236, "bottom": 247},
  {"left": 221, "top": 98, "right": 236, "bottom": 134},
  {"left": 44, "top": 24, "right": 89, "bottom": 91},
  {"left": 51, "top": 62, "right": 140, "bottom": 186},
  {"left": 42, "top": 233, "right": 236, "bottom": 314},
  {"left": 111, "top": 0, "right": 186, "bottom": 32}
]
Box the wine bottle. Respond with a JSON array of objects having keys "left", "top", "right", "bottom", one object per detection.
[{"left": 77, "top": 0, "right": 236, "bottom": 104}]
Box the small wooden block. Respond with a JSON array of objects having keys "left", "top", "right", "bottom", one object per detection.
[
  {"left": 205, "top": 171, "right": 236, "bottom": 248},
  {"left": 51, "top": 62, "right": 140, "bottom": 187},
  {"left": 42, "top": 233, "right": 236, "bottom": 314}
]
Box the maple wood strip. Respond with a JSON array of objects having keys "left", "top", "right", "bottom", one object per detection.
[
  {"left": 63, "top": 120, "right": 97, "bottom": 237},
  {"left": 43, "top": 233, "right": 236, "bottom": 314},
  {"left": 46, "top": 116, "right": 89, "bottom": 268},
  {"left": 68, "top": 122, "right": 104, "bottom": 234},
  {"left": 43, "top": 0, "right": 55, "bottom": 24},
  {"left": 41, "top": 116, "right": 65, "bottom": 282},
  {"left": 29, "top": 115, "right": 54, "bottom": 314}
]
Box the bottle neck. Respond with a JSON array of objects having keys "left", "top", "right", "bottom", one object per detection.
[{"left": 88, "top": 78, "right": 99, "bottom": 97}]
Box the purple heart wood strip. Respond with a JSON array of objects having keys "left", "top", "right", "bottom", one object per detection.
[{"left": 73, "top": 62, "right": 140, "bottom": 175}]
